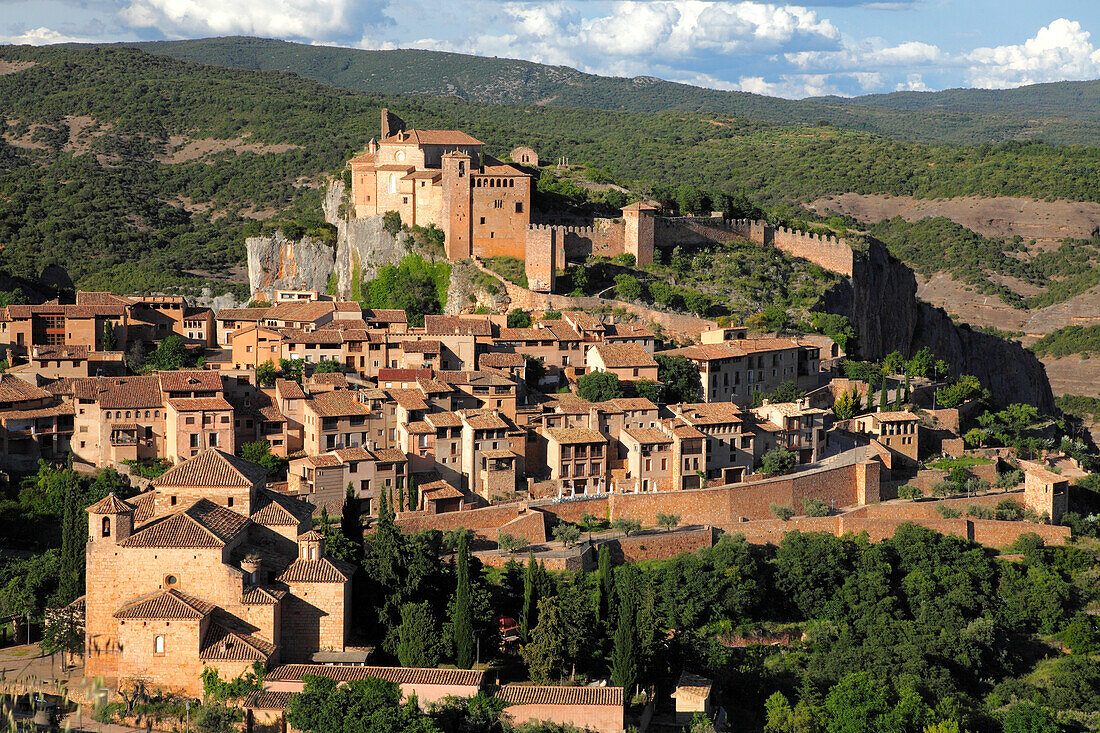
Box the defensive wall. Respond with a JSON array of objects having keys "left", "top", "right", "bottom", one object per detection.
[{"left": 730, "top": 515, "right": 1069, "bottom": 547}]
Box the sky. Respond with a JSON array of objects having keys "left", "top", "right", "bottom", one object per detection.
[{"left": 3, "top": 0, "right": 1100, "bottom": 98}]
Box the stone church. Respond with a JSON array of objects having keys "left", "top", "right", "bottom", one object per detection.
[{"left": 84, "top": 449, "right": 354, "bottom": 695}]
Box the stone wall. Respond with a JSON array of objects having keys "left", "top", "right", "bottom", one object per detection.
[
  {"left": 730, "top": 515, "right": 1069, "bottom": 547},
  {"left": 608, "top": 527, "right": 717, "bottom": 563},
  {"left": 395, "top": 503, "right": 543, "bottom": 542}
]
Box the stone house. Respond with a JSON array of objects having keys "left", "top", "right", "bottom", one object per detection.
[
  {"left": 620, "top": 427, "right": 674, "bottom": 493},
  {"left": 585, "top": 342, "right": 659, "bottom": 384},
  {"left": 668, "top": 402, "right": 754, "bottom": 483},
  {"left": 751, "top": 399, "right": 828, "bottom": 464},
  {"left": 0, "top": 374, "right": 75, "bottom": 470},
  {"left": 544, "top": 426, "right": 609, "bottom": 496},
  {"left": 497, "top": 685, "right": 625, "bottom": 733}
]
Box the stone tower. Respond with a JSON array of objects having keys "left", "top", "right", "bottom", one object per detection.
[
  {"left": 622, "top": 202, "right": 657, "bottom": 266},
  {"left": 441, "top": 152, "right": 473, "bottom": 260}
]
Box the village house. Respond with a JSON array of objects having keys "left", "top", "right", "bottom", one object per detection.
[
  {"left": 751, "top": 399, "right": 828, "bottom": 464},
  {"left": 847, "top": 410, "right": 921, "bottom": 464},
  {"left": 544, "top": 426, "right": 609, "bottom": 496},
  {"left": 0, "top": 374, "right": 75, "bottom": 470},
  {"left": 668, "top": 402, "right": 754, "bottom": 483},
  {"left": 585, "top": 342, "right": 659, "bottom": 384},
  {"left": 664, "top": 337, "right": 821, "bottom": 406}
]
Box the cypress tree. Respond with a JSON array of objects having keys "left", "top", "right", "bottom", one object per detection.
[
  {"left": 611, "top": 596, "right": 637, "bottom": 696},
  {"left": 453, "top": 532, "right": 475, "bottom": 668},
  {"left": 57, "top": 481, "right": 82, "bottom": 604},
  {"left": 520, "top": 554, "right": 536, "bottom": 643},
  {"left": 340, "top": 483, "right": 362, "bottom": 559},
  {"left": 598, "top": 545, "right": 614, "bottom": 622},
  {"left": 879, "top": 383, "right": 888, "bottom": 412}
]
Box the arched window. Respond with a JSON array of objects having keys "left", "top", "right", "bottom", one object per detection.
[
  {"left": 310, "top": 546, "right": 318, "bottom": 560},
  {"left": 389, "top": 174, "right": 397, "bottom": 194},
  {"left": 154, "top": 636, "right": 165, "bottom": 654},
  {"left": 102, "top": 516, "right": 111, "bottom": 537}
]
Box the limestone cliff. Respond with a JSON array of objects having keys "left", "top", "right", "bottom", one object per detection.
[
  {"left": 825, "top": 239, "right": 1054, "bottom": 412},
  {"left": 333, "top": 214, "right": 412, "bottom": 300},
  {"left": 246, "top": 230, "right": 335, "bottom": 300}
]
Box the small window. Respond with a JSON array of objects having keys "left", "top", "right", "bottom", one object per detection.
[
  {"left": 154, "top": 635, "right": 165, "bottom": 655},
  {"left": 515, "top": 201, "right": 523, "bottom": 213},
  {"left": 227, "top": 497, "right": 234, "bottom": 507},
  {"left": 102, "top": 516, "right": 111, "bottom": 537},
  {"left": 164, "top": 574, "right": 177, "bottom": 587}
]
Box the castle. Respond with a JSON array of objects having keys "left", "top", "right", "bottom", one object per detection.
[{"left": 348, "top": 111, "right": 857, "bottom": 292}]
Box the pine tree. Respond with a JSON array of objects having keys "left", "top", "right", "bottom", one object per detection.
[
  {"left": 453, "top": 532, "right": 475, "bottom": 668},
  {"left": 598, "top": 545, "right": 614, "bottom": 623},
  {"left": 520, "top": 554, "right": 536, "bottom": 643},
  {"left": 611, "top": 596, "right": 638, "bottom": 696}
]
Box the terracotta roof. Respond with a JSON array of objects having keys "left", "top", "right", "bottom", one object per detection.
[
  {"left": 123, "top": 499, "right": 250, "bottom": 548},
  {"left": 243, "top": 691, "right": 294, "bottom": 710},
  {"left": 308, "top": 391, "right": 372, "bottom": 418},
  {"left": 279, "top": 328, "right": 344, "bottom": 345},
  {"left": 241, "top": 585, "right": 288, "bottom": 605},
  {"left": 405, "top": 420, "right": 433, "bottom": 434},
  {"left": 607, "top": 397, "right": 657, "bottom": 411},
  {"left": 86, "top": 493, "right": 135, "bottom": 514},
  {"left": 42, "top": 377, "right": 77, "bottom": 396},
  {"left": 546, "top": 427, "right": 606, "bottom": 444},
  {"left": 114, "top": 589, "right": 215, "bottom": 620},
  {"left": 305, "top": 454, "right": 343, "bottom": 468},
  {"left": 424, "top": 412, "right": 462, "bottom": 428},
  {"left": 216, "top": 308, "right": 271, "bottom": 321},
  {"left": 373, "top": 448, "right": 407, "bottom": 463},
  {"left": 424, "top": 315, "right": 492, "bottom": 336},
  {"left": 131, "top": 491, "right": 157, "bottom": 523},
  {"left": 479, "top": 352, "right": 525, "bottom": 368},
  {"left": 308, "top": 372, "right": 349, "bottom": 388},
  {"left": 496, "top": 685, "right": 623, "bottom": 707},
  {"left": 276, "top": 379, "right": 308, "bottom": 400},
  {"left": 375, "top": 163, "right": 416, "bottom": 172},
  {"left": 498, "top": 327, "right": 551, "bottom": 341},
  {"left": 401, "top": 339, "right": 441, "bottom": 354},
  {"left": 420, "top": 480, "right": 462, "bottom": 500},
  {"left": 364, "top": 308, "right": 407, "bottom": 323},
  {"left": 605, "top": 323, "right": 655, "bottom": 339},
  {"left": 265, "top": 664, "right": 485, "bottom": 687},
  {"left": 389, "top": 388, "right": 431, "bottom": 411},
  {"left": 6, "top": 304, "right": 125, "bottom": 319},
  {"left": 333, "top": 301, "right": 362, "bottom": 313},
  {"left": 481, "top": 449, "right": 516, "bottom": 459},
  {"left": 84, "top": 376, "right": 163, "bottom": 409},
  {"left": 377, "top": 368, "right": 432, "bottom": 383},
  {"left": 463, "top": 412, "right": 510, "bottom": 430},
  {"left": 667, "top": 421, "right": 706, "bottom": 439},
  {"left": 383, "top": 128, "right": 485, "bottom": 146},
  {"left": 277, "top": 557, "right": 354, "bottom": 583},
  {"left": 200, "top": 620, "right": 276, "bottom": 661},
  {"left": 251, "top": 489, "right": 313, "bottom": 526},
  {"left": 437, "top": 371, "right": 514, "bottom": 387},
  {"left": 672, "top": 672, "right": 713, "bottom": 699},
  {"left": 674, "top": 402, "right": 745, "bottom": 426},
  {"left": 562, "top": 311, "right": 605, "bottom": 332},
  {"left": 0, "top": 402, "right": 76, "bottom": 420},
  {"left": 873, "top": 410, "right": 920, "bottom": 422},
  {"left": 167, "top": 397, "right": 233, "bottom": 412},
  {"left": 76, "top": 291, "right": 133, "bottom": 306},
  {"left": 158, "top": 370, "right": 223, "bottom": 393},
  {"left": 152, "top": 449, "right": 267, "bottom": 489},
  {"left": 264, "top": 301, "right": 336, "bottom": 323},
  {"left": 332, "top": 447, "right": 374, "bottom": 462},
  {"left": 622, "top": 428, "right": 672, "bottom": 445},
  {"left": 0, "top": 375, "right": 54, "bottom": 403},
  {"left": 33, "top": 345, "right": 90, "bottom": 360},
  {"left": 590, "top": 342, "right": 658, "bottom": 369}
]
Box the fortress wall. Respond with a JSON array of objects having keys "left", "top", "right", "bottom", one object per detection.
[
  {"left": 770, "top": 225, "right": 855, "bottom": 277},
  {"left": 654, "top": 216, "right": 743, "bottom": 248}
]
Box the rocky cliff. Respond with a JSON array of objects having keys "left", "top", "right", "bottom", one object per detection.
[
  {"left": 826, "top": 239, "right": 1054, "bottom": 412},
  {"left": 246, "top": 230, "right": 335, "bottom": 299}
]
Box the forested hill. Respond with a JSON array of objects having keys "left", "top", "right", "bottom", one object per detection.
[
  {"left": 123, "top": 36, "right": 1100, "bottom": 146},
  {"left": 4, "top": 44, "right": 1100, "bottom": 296}
]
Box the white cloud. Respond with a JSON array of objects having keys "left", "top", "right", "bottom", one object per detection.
[
  {"left": 120, "top": 0, "right": 377, "bottom": 40},
  {"left": 895, "top": 73, "right": 929, "bottom": 91},
  {"left": 0, "top": 26, "right": 93, "bottom": 44},
  {"left": 967, "top": 18, "right": 1100, "bottom": 88}
]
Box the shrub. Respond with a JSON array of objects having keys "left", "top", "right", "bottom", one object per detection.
[
  {"left": 898, "top": 484, "right": 923, "bottom": 500},
  {"left": 995, "top": 499, "right": 1024, "bottom": 521},
  {"left": 936, "top": 504, "right": 962, "bottom": 519},
  {"left": 382, "top": 210, "right": 402, "bottom": 236},
  {"left": 771, "top": 504, "right": 795, "bottom": 521},
  {"left": 803, "top": 498, "right": 829, "bottom": 517},
  {"left": 761, "top": 447, "right": 796, "bottom": 476}
]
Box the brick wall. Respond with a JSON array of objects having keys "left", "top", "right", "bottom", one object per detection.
[
  {"left": 607, "top": 527, "right": 717, "bottom": 563},
  {"left": 395, "top": 503, "right": 543, "bottom": 542},
  {"left": 502, "top": 703, "right": 623, "bottom": 733},
  {"left": 496, "top": 511, "right": 548, "bottom": 545},
  {"left": 533, "top": 497, "right": 610, "bottom": 524}
]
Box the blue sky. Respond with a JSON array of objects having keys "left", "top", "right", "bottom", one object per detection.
[{"left": 3, "top": 0, "right": 1100, "bottom": 98}]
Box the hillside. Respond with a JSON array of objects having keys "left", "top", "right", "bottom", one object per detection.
[
  {"left": 125, "top": 36, "right": 1100, "bottom": 146},
  {"left": 4, "top": 44, "right": 1100, "bottom": 299}
]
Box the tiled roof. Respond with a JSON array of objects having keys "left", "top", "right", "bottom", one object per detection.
[
  {"left": 122, "top": 499, "right": 250, "bottom": 548},
  {"left": 364, "top": 308, "right": 407, "bottom": 323},
  {"left": 83, "top": 376, "right": 163, "bottom": 409},
  {"left": 498, "top": 327, "right": 550, "bottom": 341},
  {"left": 481, "top": 449, "right": 516, "bottom": 459},
  {"left": 674, "top": 402, "right": 745, "bottom": 426},
  {"left": 264, "top": 302, "right": 336, "bottom": 323},
  {"left": 251, "top": 489, "right": 313, "bottom": 526},
  {"left": 540, "top": 321, "right": 582, "bottom": 341},
  {"left": 400, "top": 339, "right": 441, "bottom": 353},
  {"left": 158, "top": 370, "right": 223, "bottom": 393},
  {"left": 424, "top": 412, "right": 462, "bottom": 428},
  {"left": 0, "top": 374, "right": 53, "bottom": 403},
  {"left": 200, "top": 621, "right": 276, "bottom": 661},
  {"left": 377, "top": 368, "right": 432, "bottom": 383},
  {"left": 42, "top": 377, "right": 77, "bottom": 396},
  {"left": 561, "top": 311, "right": 605, "bottom": 332},
  {"left": 76, "top": 291, "right": 133, "bottom": 306},
  {"left": 152, "top": 449, "right": 267, "bottom": 489},
  {"left": 131, "top": 491, "right": 157, "bottom": 523},
  {"left": 480, "top": 163, "right": 527, "bottom": 176},
  {"left": 622, "top": 428, "right": 672, "bottom": 445},
  {"left": 265, "top": 664, "right": 485, "bottom": 687},
  {"left": 33, "top": 345, "right": 90, "bottom": 360},
  {"left": 605, "top": 323, "right": 655, "bottom": 339},
  {"left": 672, "top": 671, "right": 713, "bottom": 699},
  {"left": 546, "top": 427, "right": 607, "bottom": 444},
  {"left": 668, "top": 422, "right": 706, "bottom": 439},
  {"left": 607, "top": 397, "right": 658, "bottom": 411},
  {"left": 420, "top": 480, "right": 462, "bottom": 500},
  {"left": 277, "top": 557, "right": 354, "bottom": 583},
  {"left": 405, "top": 420, "right": 433, "bottom": 434},
  {"left": 216, "top": 308, "right": 271, "bottom": 321},
  {"left": 276, "top": 379, "right": 308, "bottom": 400},
  {"left": 479, "top": 352, "right": 525, "bottom": 368},
  {"left": 241, "top": 585, "right": 288, "bottom": 605},
  {"left": 590, "top": 342, "right": 658, "bottom": 369},
  {"left": 279, "top": 328, "right": 343, "bottom": 345},
  {"left": 0, "top": 402, "right": 76, "bottom": 420},
  {"left": 6, "top": 304, "right": 125, "bottom": 319},
  {"left": 389, "top": 389, "right": 431, "bottom": 411},
  {"left": 86, "top": 493, "right": 135, "bottom": 514},
  {"left": 333, "top": 301, "right": 362, "bottom": 313},
  {"left": 495, "top": 684, "right": 623, "bottom": 707},
  {"left": 424, "top": 315, "right": 492, "bottom": 337},
  {"left": 383, "top": 128, "right": 485, "bottom": 146},
  {"left": 307, "top": 391, "right": 372, "bottom": 417},
  {"left": 167, "top": 397, "right": 234, "bottom": 412},
  {"left": 332, "top": 447, "right": 375, "bottom": 462},
  {"left": 114, "top": 589, "right": 215, "bottom": 619},
  {"left": 243, "top": 691, "right": 294, "bottom": 710},
  {"left": 437, "top": 371, "right": 514, "bottom": 387},
  {"left": 463, "top": 412, "right": 510, "bottom": 430},
  {"left": 308, "top": 373, "right": 349, "bottom": 388},
  {"left": 305, "top": 454, "right": 343, "bottom": 468},
  {"left": 873, "top": 410, "right": 920, "bottom": 422},
  {"left": 373, "top": 448, "right": 407, "bottom": 463}
]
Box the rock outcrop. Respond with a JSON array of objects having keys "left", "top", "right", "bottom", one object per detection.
[
  {"left": 333, "top": 215, "right": 411, "bottom": 300},
  {"left": 826, "top": 239, "right": 1054, "bottom": 412},
  {"left": 246, "top": 231, "right": 335, "bottom": 300}
]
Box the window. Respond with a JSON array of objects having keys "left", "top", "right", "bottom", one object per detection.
[
  {"left": 190, "top": 434, "right": 199, "bottom": 448},
  {"left": 154, "top": 636, "right": 165, "bottom": 655},
  {"left": 515, "top": 201, "right": 523, "bottom": 213},
  {"left": 102, "top": 516, "right": 111, "bottom": 537}
]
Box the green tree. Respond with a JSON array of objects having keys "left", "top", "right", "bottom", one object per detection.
[
  {"left": 610, "top": 595, "right": 638, "bottom": 695},
  {"left": 147, "top": 334, "right": 186, "bottom": 371},
  {"left": 507, "top": 309, "right": 531, "bottom": 328},
  {"left": 101, "top": 321, "right": 117, "bottom": 351},
  {"left": 382, "top": 210, "right": 403, "bottom": 235},
  {"left": 656, "top": 512, "right": 680, "bottom": 532},
  {"left": 256, "top": 359, "right": 278, "bottom": 387},
  {"left": 1000, "top": 703, "right": 1059, "bottom": 733},
  {"left": 833, "top": 389, "right": 855, "bottom": 420},
  {"left": 655, "top": 354, "right": 702, "bottom": 403},
  {"left": 577, "top": 371, "right": 623, "bottom": 402},
  {"left": 340, "top": 484, "right": 363, "bottom": 559},
  {"left": 287, "top": 675, "right": 437, "bottom": 733},
  {"left": 452, "top": 532, "right": 475, "bottom": 669},
  {"left": 397, "top": 602, "right": 441, "bottom": 667},
  {"left": 598, "top": 544, "right": 614, "bottom": 623},
  {"left": 632, "top": 380, "right": 661, "bottom": 403},
  {"left": 761, "top": 447, "right": 796, "bottom": 475},
  {"left": 551, "top": 523, "right": 581, "bottom": 548},
  {"left": 314, "top": 359, "right": 342, "bottom": 373},
  {"left": 498, "top": 533, "right": 526, "bottom": 554},
  {"left": 522, "top": 597, "right": 568, "bottom": 683},
  {"left": 520, "top": 555, "right": 536, "bottom": 643},
  {"left": 614, "top": 274, "right": 642, "bottom": 301},
  {"left": 612, "top": 518, "right": 641, "bottom": 536}
]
